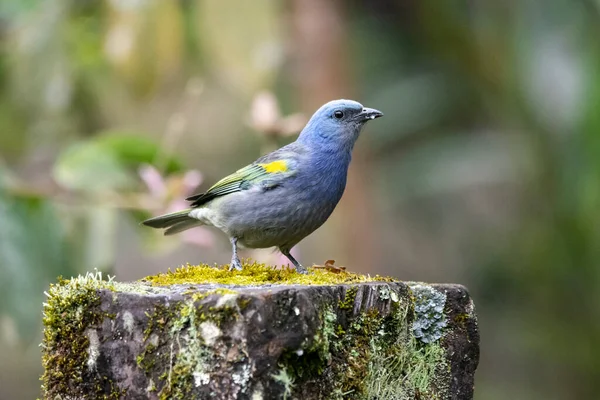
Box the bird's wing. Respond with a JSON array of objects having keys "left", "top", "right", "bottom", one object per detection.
[{"left": 185, "top": 158, "right": 296, "bottom": 207}]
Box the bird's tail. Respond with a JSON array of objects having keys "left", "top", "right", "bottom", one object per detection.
[{"left": 142, "top": 209, "right": 203, "bottom": 235}]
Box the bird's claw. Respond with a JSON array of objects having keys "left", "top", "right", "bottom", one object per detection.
[
  {"left": 229, "top": 258, "right": 243, "bottom": 271},
  {"left": 296, "top": 265, "right": 308, "bottom": 274}
]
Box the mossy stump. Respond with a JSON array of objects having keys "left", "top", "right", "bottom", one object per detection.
[{"left": 41, "top": 264, "right": 479, "bottom": 400}]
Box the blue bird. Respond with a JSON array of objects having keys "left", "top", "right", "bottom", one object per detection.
[{"left": 142, "top": 99, "right": 383, "bottom": 273}]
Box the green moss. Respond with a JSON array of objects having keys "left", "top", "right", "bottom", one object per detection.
[
  {"left": 160, "top": 299, "right": 211, "bottom": 399},
  {"left": 338, "top": 286, "right": 358, "bottom": 311},
  {"left": 142, "top": 302, "right": 172, "bottom": 342},
  {"left": 134, "top": 288, "right": 249, "bottom": 399},
  {"left": 363, "top": 303, "right": 449, "bottom": 399},
  {"left": 41, "top": 270, "right": 125, "bottom": 399},
  {"left": 141, "top": 260, "right": 395, "bottom": 286},
  {"left": 280, "top": 307, "right": 337, "bottom": 381},
  {"left": 277, "top": 284, "right": 451, "bottom": 399},
  {"left": 137, "top": 342, "right": 158, "bottom": 371},
  {"left": 453, "top": 312, "right": 470, "bottom": 329}
]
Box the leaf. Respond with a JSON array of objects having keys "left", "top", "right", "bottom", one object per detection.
[
  {"left": 53, "top": 141, "right": 133, "bottom": 193},
  {"left": 53, "top": 132, "right": 184, "bottom": 193},
  {"left": 94, "top": 132, "right": 184, "bottom": 173}
]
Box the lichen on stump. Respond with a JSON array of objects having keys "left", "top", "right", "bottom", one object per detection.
[{"left": 41, "top": 262, "right": 479, "bottom": 400}]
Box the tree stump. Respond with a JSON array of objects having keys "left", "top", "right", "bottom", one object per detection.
[{"left": 41, "top": 264, "right": 479, "bottom": 399}]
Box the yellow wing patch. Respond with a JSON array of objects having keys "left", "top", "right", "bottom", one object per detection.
[{"left": 259, "top": 160, "right": 288, "bottom": 174}]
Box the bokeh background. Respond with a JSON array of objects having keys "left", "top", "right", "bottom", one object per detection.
[{"left": 1, "top": 0, "right": 599, "bottom": 398}]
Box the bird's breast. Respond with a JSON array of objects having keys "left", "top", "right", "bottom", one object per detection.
[{"left": 290, "top": 154, "right": 350, "bottom": 215}]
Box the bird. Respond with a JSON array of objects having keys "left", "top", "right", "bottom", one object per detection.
[{"left": 142, "top": 99, "right": 383, "bottom": 274}]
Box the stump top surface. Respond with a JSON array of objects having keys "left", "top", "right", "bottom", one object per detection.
[{"left": 138, "top": 261, "right": 397, "bottom": 287}]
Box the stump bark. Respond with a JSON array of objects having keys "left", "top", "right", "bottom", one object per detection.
[{"left": 41, "top": 273, "right": 479, "bottom": 400}]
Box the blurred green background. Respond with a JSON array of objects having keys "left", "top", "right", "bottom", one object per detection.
[{"left": 1, "top": 0, "right": 599, "bottom": 398}]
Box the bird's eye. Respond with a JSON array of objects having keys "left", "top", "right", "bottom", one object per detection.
[{"left": 333, "top": 110, "right": 344, "bottom": 119}]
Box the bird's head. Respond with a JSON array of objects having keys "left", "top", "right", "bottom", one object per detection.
[{"left": 298, "top": 99, "right": 383, "bottom": 151}]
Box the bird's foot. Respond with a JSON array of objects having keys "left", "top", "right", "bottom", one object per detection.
[
  {"left": 293, "top": 264, "right": 308, "bottom": 274},
  {"left": 229, "top": 257, "right": 243, "bottom": 271},
  {"left": 295, "top": 263, "right": 308, "bottom": 275},
  {"left": 312, "top": 259, "right": 346, "bottom": 273}
]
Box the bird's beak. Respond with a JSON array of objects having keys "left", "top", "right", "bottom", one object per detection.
[{"left": 359, "top": 107, "right": 384, "bottom": 121}]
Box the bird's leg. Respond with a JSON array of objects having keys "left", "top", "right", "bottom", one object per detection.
[
  {"left": 281, "top": 249, "right": 307, "bottom": 274},
  {"left": 229, "top": 237, "right": 243, "bottom": 271}
]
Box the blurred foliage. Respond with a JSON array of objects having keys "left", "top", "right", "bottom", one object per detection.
[
  {"left": 53, "top": 132, "right": 184, "bottom": 193},
  {"left": 0, "top": 172, "right": 73, "bottom": 344},
  {"left": 1, "top": 0, "right": 600, "bottom": 399}
]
